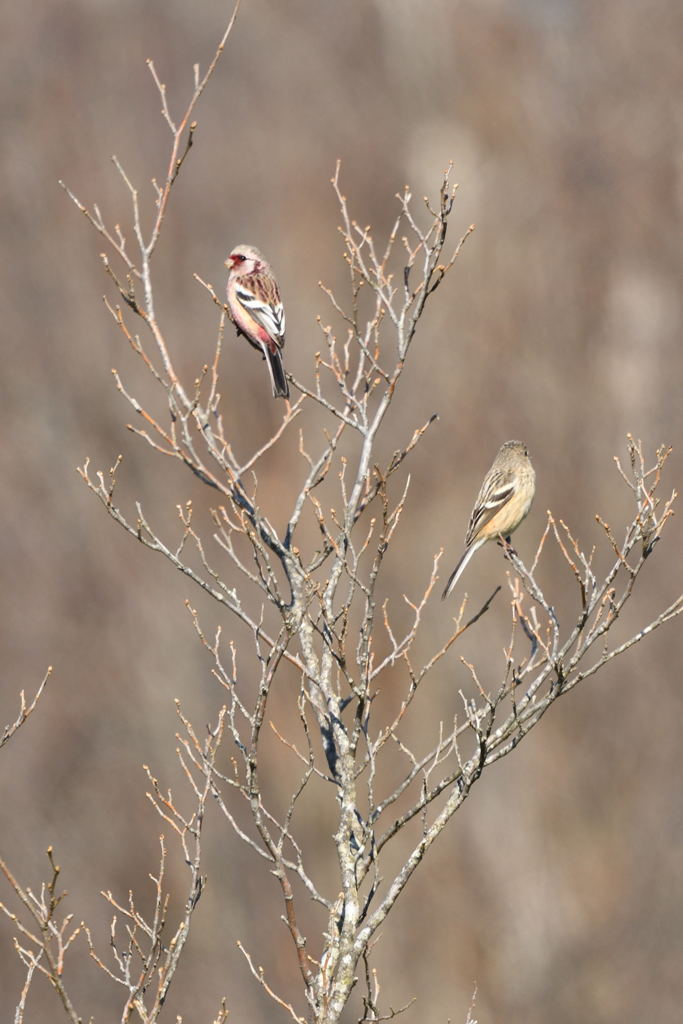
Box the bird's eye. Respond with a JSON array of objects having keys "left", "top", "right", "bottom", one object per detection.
[{"left": 235, "top": 254, "right": 247, "bottom": 262}]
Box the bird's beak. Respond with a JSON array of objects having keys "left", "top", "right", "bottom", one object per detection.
[{"left": 224, "top": 255, "right": 234, "bottom": 269}]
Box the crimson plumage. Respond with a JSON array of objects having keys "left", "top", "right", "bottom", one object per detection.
[{"left": 225, "top": 244, "right": 289, "bottom": 398}]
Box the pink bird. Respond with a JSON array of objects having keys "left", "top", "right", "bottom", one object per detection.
[{"left": 225, "top": 244, "right": 289, "bottom": 398}]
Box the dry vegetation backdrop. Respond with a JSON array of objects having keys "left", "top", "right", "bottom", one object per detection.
[{"left": 1, "top": 1, "right": 682, "bottom": 1022}]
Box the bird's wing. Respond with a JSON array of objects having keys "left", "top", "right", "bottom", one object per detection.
[
  {"left": 235, "top": 271, "right": 286, "bottom": 346},
  {"left": 465, "top": 468, "right": 516, "bottom": 545}
]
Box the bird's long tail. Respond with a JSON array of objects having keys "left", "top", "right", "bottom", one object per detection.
[
  {"left": 263, "top": 344, "right": 289, "bottom": 398},
  {"left": 441, "top": 538, "right": 484, "bottom": 600},
  {"left": 259, "top": 342, "right": 289, "bottom": 398}
]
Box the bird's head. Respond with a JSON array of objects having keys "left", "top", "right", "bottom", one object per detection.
[{"left": 225, "top": 244, "right": 265, "bottom": 274}]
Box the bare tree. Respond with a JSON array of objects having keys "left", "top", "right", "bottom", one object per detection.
[
  {"left": 0, "top": 672, "right": 49, "bottom": 754},
  {"left": 1, "top": 7, "right": 681, "bottom": 1023}
]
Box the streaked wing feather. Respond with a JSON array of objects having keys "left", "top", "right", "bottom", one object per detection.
[
  {"left": 465, "top": 470, "right": 515, "bottom": 545},
  {"left": 236, "top": 272, "right": 285, "bottom": 345}
]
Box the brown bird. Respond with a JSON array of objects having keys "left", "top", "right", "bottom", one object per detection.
[{"left": 442, "top": 440, "right": 535, "bottom": 599}]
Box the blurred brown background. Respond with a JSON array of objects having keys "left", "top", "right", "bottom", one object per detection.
[{"left": 1, "top": 0, "right": 682, "bottom": 1020}]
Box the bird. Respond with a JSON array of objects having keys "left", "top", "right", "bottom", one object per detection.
[
  {"left": 442, "top": 440, "right": 535, "bottom": 599},
  {"left": 225, "top": 244, "right": 289, "bottom": 398}
]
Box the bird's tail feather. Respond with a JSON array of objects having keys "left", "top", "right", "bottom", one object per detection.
[
  {"left": 263, "top": 346, "right": 289, "bottom": 398},
  {"left": 441, "top": 540, "right": 483, "bottom": 600}
]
